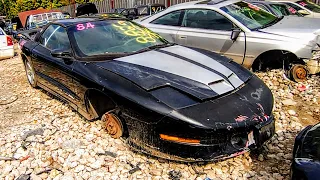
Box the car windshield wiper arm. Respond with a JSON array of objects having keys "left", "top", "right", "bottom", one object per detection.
[{"left": 135, "top": 43, "right": 175, "bottom": 53}]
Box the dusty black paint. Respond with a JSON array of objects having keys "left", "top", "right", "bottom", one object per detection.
[
  {"left": 20, "top": 18, "right": 275, "bottom": 162},
  {"left": 291, "top": 123, "right": 320, "bottom": 179}
]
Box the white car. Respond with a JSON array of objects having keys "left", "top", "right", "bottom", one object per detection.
[
  {"left": 0, "top": 28, "right": 14, "bottom": 59},
  {"left": 272, "top": 0, "right": 320, "bottom": 18}
]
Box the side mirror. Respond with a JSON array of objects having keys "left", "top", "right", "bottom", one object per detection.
[
  {"left": 231, "top": 28, "right": 241, "bottom": 41},
  {"left": 298, "top": 9, "right": 311, "bottom": 15}
]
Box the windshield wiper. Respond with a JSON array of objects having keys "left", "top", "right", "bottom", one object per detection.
[
  {"left": 135, "top": 43, "right": 175, "bottom": 53},
  {"left": 256, "top": 16, "right": 284, "bottom": 30}
]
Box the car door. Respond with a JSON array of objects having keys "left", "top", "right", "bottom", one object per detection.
[
  {"left": 144, "top": 10, "right": 184, "bottom": 43},
  {"left": 176, "top": 9, "right": 246, "bottom": 64},
  {"left": 31, "top": 24, "right": 80, "bottom": 104}
]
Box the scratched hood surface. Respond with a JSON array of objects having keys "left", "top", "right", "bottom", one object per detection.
[
  {"left": 169, "top": 75, "right": 274, "bottom": 129},
  {"left": 95, "top": 45, "right": 251, "bottom": 101}
]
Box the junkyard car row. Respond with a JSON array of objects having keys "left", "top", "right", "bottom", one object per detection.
[{"left": 1, "top": 0, "right": 320, "bottom": 179}]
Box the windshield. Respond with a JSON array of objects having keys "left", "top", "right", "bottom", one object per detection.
[
  {"left": 69, "top": 20, "right": 167, "bottom": 57},
  {"left": 221, "top": 1, "right": 278, "bottom": 30},
  {"left": 296, "top": 0, "right": 320, "bottom": 13},
  {"left": 31, "top": 12, "right": 64, "bottom": 28}
]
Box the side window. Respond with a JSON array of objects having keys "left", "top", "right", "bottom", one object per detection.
[
  {"left": 121, "top": 10, "right": 128, "bottom": 16},
  {"left": 182, "top": 9, "right": 233, "bottom": 31},
  {"left": 39, "top": 24, "right": 70, "bottom": 51},
  {"left": 151, "top": 10, "right": 182, "bottom": 26}
]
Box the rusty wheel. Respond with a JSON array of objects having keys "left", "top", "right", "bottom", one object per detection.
[
  {"left": 101, "top": 112, "right": 123, "bottom": 138},
  {"left": 290, "top": 64, "right": 308, "bottom": 82}
]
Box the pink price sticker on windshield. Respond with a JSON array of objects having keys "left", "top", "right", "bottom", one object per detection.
[
  {"left": 288, "top": 7, "right": 297, "bottom": 13},
  {"left": 299, "top": 2, "right": 307, "bottom": 6},
  {"left": 76, "top": 22, "right": 95, "bottom": 31}
]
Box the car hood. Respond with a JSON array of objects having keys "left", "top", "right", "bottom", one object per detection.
[
  {"left": 95, "top": 45, "right": 252, "bottom": 101},
  {"left": 258, "top": 16, "right": 320, "bottom": 38},
  {"left": 171, "top": 75, "right": 274, "bottom": 129}
]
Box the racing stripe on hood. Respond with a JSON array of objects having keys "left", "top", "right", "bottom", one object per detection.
[
  {"left": 160, "top": 45, "right": 244, "bottom": 89},
  {"left": 114, "top": 46, "right": 243, "bottom": 95}
]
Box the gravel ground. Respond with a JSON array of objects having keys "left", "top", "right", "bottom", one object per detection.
[{"left": 0, "top": 55, "right": 319, "bottom": 180}]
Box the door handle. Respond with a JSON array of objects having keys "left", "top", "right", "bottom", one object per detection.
[{"left": 179, "top": 36, "right": 187, "bottom": 39}]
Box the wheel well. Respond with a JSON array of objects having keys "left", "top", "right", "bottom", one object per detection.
[
  {"left": 252, "top": 50, "right": 304, "bottom": 72},
  {"left": 84, "top": 89, "right": 117, "bottom": 119}
]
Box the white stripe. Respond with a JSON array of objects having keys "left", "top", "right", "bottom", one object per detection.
[
  {"left": 115, "top": 50, "right": 224, "bottom": 85},
  {"left": 162, "top": 45, "right": 244, "bottom": 88}
]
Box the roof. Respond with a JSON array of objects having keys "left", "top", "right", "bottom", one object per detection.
[
  {"left": 248, "top": 1, "right": 284, "bottom": 5},
  {"left": 265, "top": 0, "right": 298, "bottom": 2},
  {"left": 168, "top": 0, "right": 241, "bottom": 9},
  {"left": 53, "top": 17, "right": 126, "bottom": 27},
  {"left": 18, "top": 9, "right": 62, "bottom": 27},
  {"left": 54, "top": 18, "right": 98, "bottom": 26}
]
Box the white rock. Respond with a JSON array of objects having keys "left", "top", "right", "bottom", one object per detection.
[
  {"left": 74, "top": 165, "right": 85, "bottom": 173},
  {"left": 288, "top": 110, "right": 296, "bottom": 116},
  {"left": 89, "top": 160, "right": 102, "bottom": 169},
  {"left": 282, "top": 99, "right": 297, "bottom": 106},
  {"left": 3, "top": 165, "right": 13, "bottom": 174},
  {"left": 85, "top": 134, "right": 95, "bottom": 142}
]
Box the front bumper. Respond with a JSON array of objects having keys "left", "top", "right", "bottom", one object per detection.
[{"left": 128, "top": 115, "right": 275, "bottom": 162}]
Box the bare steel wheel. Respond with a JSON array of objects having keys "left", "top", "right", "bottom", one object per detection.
[
  {"left": 101, "top": 112, "right": 123, "bottom": 138},
  {"left": 290, "top": 64, "right": 308, "bottom": 82}
]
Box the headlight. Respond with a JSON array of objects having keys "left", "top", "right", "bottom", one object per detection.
[{"left": 230, "top": 133, "right": 247, "bottom": 149}]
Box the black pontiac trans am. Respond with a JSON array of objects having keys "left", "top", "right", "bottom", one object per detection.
[{"left": 19, "top": 17, "right": 275, "bottom": 162}]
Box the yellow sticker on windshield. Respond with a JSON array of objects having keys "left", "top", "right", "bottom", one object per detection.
[{"left": 112, "top": 21, "right": 161, "bottom": 44}]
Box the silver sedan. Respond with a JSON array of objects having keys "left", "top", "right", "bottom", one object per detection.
[{"left": 135, "top": 0, "right": 320, "bottom": 81}]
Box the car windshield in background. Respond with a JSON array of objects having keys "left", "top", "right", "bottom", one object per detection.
[
  {"left": 296, "top": 0, "right": 320, "bottom": 13},
  {"left": 31, "top": 12, "right": 65, "bottom": 28},
  {"left": 220, "top": 1, "right": 278, "bottom": 30},
  {"left": 270, "top": 4, "right": 295, "bottom": 16},
  {"left": 69, "top": 20, "right": 167, "bottom": 57}
]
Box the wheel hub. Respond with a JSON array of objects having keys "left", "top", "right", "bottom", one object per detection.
[
  {"left": 102, "top": 113, "right": 123, "bottom": 138},
  {"left": 295, "top": 67, "right": 307, "bottom": 80},
  {"left": 26, "top": 62, "right": 34, "bottom": 84}
]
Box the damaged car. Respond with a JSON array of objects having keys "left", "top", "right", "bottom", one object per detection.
[
  {"left": 19, "top": 17, "right": 275, "bottom": 161},
  {"left": 291, "top": 123, "right": 320, "bottom": 179},
  {"left": 136, "top": 0, "right": 320, "bottom": 82}
]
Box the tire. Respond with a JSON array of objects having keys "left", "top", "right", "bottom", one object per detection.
[{"left": 24, "top": 59, "right": 38, "bottom": 88}]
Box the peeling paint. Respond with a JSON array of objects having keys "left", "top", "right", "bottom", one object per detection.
[
  {"left": 235, "top": 115, "right": 249, "bottom": 122},
  {"left": 251, "top": 87, "right": 263, "bottom": 100}
]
